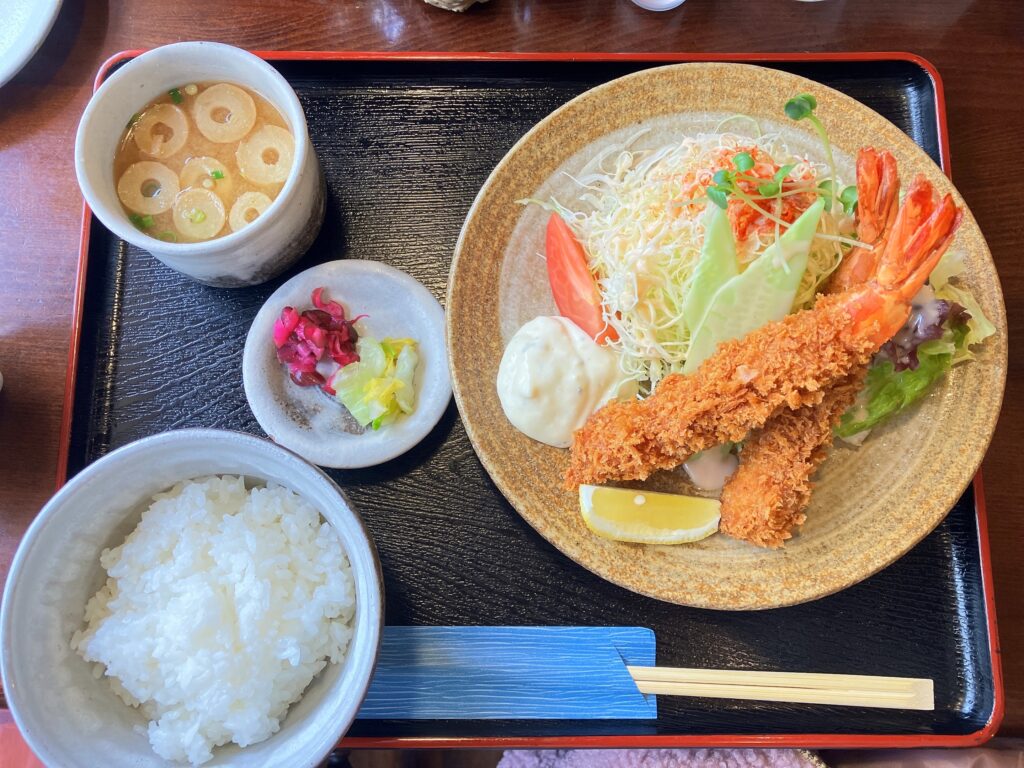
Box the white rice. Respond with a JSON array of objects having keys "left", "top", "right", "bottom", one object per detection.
[{"left": 71, "top": 475, "right": 355, "bottom": 765}]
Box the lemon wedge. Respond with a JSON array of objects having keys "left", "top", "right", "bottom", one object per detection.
[{"left": 579, "top": 485, "right": 721, "bottom": 545}]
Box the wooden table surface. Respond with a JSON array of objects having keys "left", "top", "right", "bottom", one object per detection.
[{"left": 1, "top": 0, "right": 1021, "bottom": 739}]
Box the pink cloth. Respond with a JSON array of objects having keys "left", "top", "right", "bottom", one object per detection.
[
  {"left": 498, "top": 749, "right": 819, "bottom": 768},
  {"left": 823, "top": 746, "right": 1024, "bottom": 768},
  {"left": 0, "top": 712, "right": 44, "bottom": 768}
]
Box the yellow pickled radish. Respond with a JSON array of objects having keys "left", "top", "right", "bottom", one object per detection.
[
  {"left": 193, "top": 83, "right": 257, "bottom": 143},
  {"left": 237, "top": 125, "right": 294, "bottom": 185},
  {"left": 172, "top": 188, "right": 226, "bottom": 241},
  {"left": 180, "top": 156, "right": 234, "bottom": 200},
  {"left": 578, "top": 485, "right": 720, "bottom": 545},
  {"left": 132, "top": 103, "right": 189, "bottom": 159},
  {"left": 229, "top": 191, "right": 273, "bottom": 232},
  {"left": 117, "top": 161, "right": 180, "bottom": 215}
]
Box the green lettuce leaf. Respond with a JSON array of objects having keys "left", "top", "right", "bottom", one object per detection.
[
  {"left": 836, "top": 324, "right": 967, "bottom": 438},
  {"left": 929, "top": 251, "right": 996, "bottom": 363}
]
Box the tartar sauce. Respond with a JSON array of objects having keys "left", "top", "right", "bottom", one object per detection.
[
  {"left": 683, "top": 444, "right": 738, "bottom": 491},
  {"left": 497, "top": 316, "right": 636, "bottom": 448}
]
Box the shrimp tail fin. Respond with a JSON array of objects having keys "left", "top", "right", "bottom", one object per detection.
[
  {"left": 876, "top": 177, "right": 961, "bottom": 301},
  {"left": 849, "top": 175, "right": 962, "bottom": 345}
]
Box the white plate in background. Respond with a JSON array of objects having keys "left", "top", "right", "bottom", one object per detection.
[{"left": 0, "top": 0, "right": 63, "bottom": 89}]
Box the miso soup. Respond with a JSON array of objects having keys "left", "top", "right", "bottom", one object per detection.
[{"left": 114, "top": 82, "right": 294, "bottom": 243}]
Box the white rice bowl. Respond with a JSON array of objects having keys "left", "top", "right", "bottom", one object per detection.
[{"left": 70, "top": 475, "right": 355, "bottom": 766}]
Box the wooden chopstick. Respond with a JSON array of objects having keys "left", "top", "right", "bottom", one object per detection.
[{"left": 626, "top": 666, "right": 934, "bottom": 710}]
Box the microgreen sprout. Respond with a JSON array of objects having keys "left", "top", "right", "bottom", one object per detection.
[
  {"left": 706, "top": 185, "right": 730, "bottom": 210},
  {"left": 785, "top": 93, "right": 838, "bottom": 211},
  {"left": 732, "top": 151, "right": 754, "bottom": 172},
  {"left": 840, "top": 184, "right": 858, "bottom": 214}
]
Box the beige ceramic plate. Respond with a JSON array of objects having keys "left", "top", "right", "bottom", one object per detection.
[{"left": 446, "top": 63, "right": 1007, "bottom": 610}]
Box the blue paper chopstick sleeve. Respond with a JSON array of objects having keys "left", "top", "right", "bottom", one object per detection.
[{"left": 355, "top": 626, "right": 656, "bottom": 720}]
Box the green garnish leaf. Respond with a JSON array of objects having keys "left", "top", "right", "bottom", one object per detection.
[
  {"left": 733, "top": 152, "right": 754, "bottom": 172},
  {"left": 836, "top": 352, "right": 951, "bottom": 438},
  {"left": 210, "top": 169, "right": 225, "bottom": 180},
  {"left": 129, "top": 213, "right": 154, "bottom": 230},
  {"left": 773, "top": 163, "right": 796, "bottom": 184},
  {"left": 168, "top": 88, "right": 183, "bottom": 104},
  {"left": 784, "top": 93, "right": 817, "bottom": 121},
  {"left": 186, "top": 208, "right": 207, "bottom": 224},
  {"left": 706, "top": 185, "right": 730, "bottom": 210},
  {"left": 840, "top": 185, "right": 858, "bottom": 214},
  {"left": 757, "top": 181, "right": 780, "bottom": 197}
]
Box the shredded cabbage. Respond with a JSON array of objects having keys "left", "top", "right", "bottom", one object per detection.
[{"left": 534, "top": 130, "right": 848, "bottom": 392}]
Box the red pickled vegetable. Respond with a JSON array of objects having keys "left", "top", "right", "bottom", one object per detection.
[
  {"left": 273, "top": 307, "right": 300, "bottom": 348},
  {"left": 273, "top": 287, "right": 362, "bottom": 391}
]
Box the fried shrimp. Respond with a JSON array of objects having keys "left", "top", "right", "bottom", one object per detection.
[
  {"left": 718, "top": 371, "right": 866, "bottom": 548},
  {"left": 826, "top": 148, "right": 901, "bottom": 294},
  {"left": 717, "top": 148, "right": 902, "bottom": 547},
  {"left": 565, "top": 173, "right": 961, "bottom": 492}
]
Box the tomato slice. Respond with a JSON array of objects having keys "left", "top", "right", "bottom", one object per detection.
[{"left": 545, "top": 213, "right": 617, "bottom": 343}]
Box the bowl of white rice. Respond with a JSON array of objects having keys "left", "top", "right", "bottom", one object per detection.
[{"left": 0, "top": 428, "right": 383, "bottom": 767}]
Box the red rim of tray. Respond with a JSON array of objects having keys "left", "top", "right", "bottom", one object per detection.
[{"left": 50, "top": 49, "right": 1000, "bottom": 750}]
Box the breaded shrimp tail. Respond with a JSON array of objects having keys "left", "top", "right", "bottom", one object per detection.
[
  {"left": 719, "top": 147, "right": 900, "bottom": 548},
  {"left": 718, "top": 371, "right": 866, "bottom": 548},
  {"left": 565, "top": 173, "right": 960, "bottom": 492},
  {"left": 564, "top": 294, "right": 877, "bottom": 489}
]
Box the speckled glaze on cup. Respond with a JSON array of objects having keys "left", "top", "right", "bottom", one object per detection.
[
  {"left": 75, "top": 42, "right": 324, "bottom": 287},
  {"left": 0, "top": 429, "right": 382, "bottom": 768}
]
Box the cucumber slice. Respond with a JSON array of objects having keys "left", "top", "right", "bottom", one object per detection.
[
  {"left": 683, "top": 199, "right": 824, "bottom": 374},
  {"left": 682, "top": 205, "right": 738, "bottom": 335}
]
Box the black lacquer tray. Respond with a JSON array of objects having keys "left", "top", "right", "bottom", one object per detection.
[{"left": 63, "top": 52, "right": 1000, "bottom": 748}]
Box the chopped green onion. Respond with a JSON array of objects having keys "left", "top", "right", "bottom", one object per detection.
[
  {"left": 732, "top": 151, "right": 754, "bottom": 172},
  {"left": 706, "top": 186, "right": 730, "bottom": 210},
  {"left": 209, "top": 169, "right": 225, "bottom": 180},
  {"left": 125, "top": 113, "right": 141, "bottom": 130},
  {"left": 157, "top": 231, "right": 177, "bottom": 242},
  {"left": 168, "top": 88, "right": 183, "bottom": 104},
  {"left": 371, "top": 414, "right": 384, "bottom": 430},
  {"left": 840, "top": 185, "right": 858, "bottom": 214},
  {"left": 186, "top": 208, "right": 207, "bottom": 224},
  {"left": 129, "top": 213, "right": 154, "bottom": 230}
]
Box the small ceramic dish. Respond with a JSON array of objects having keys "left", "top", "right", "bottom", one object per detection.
[
  {"left": 243, "top": 260, "right": 452, "bottom": 468},
  {"left": 75, "top": 41, "right": 324, "bottom": 287}
]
